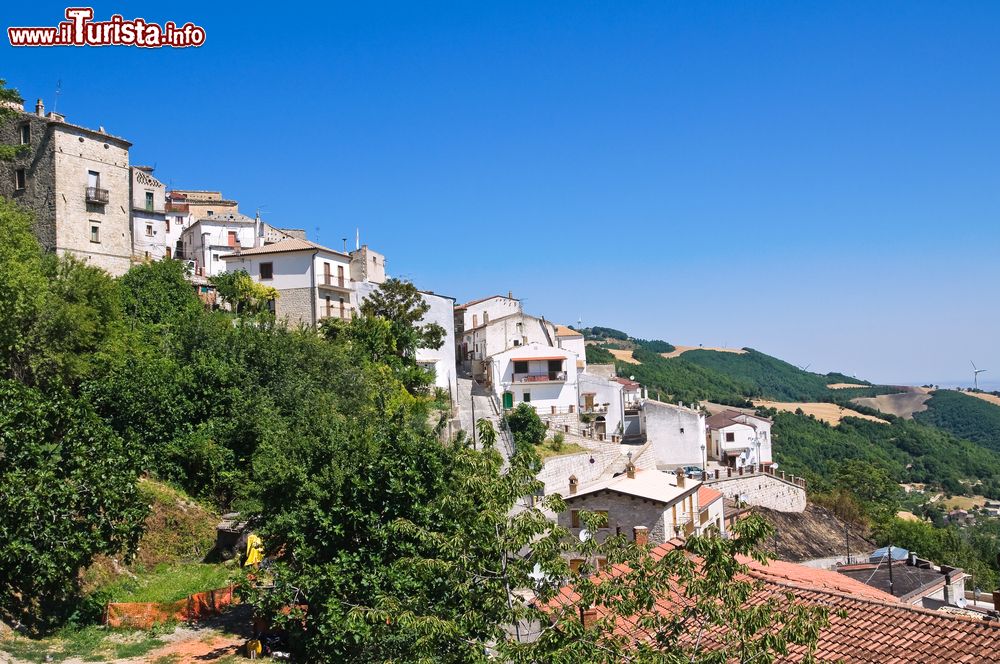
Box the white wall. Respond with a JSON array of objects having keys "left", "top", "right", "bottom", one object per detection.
[
  {"left": 643, "top": 400, "right": 706, "bottom": 469},
  {"left": 224, "top": 251, "right": 314, "bottom": 289},
  {"left": 491, "top": 343, "right": 578, "bottom": 413},
  {"left": 461, "top": 296, "right": 521, "bottom": 330},
  {"left": 558, "top": 334, "right": 587, "bottom": 370},
  {"left": 710, "top": 418, "right": 772, "bottom": 466},
  {"left": 578, "top": 373, "right": 624, "bottom": 436},
  {"left": 180, "top": 219, "right": 257, "bottom": 276},
  {"left": 465, "top": 313, "right": 554, "bottom": 361}
]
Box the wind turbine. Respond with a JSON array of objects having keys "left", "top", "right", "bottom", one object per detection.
[{"left": 972, "top": 361, "right": 987, "bottom": 390}]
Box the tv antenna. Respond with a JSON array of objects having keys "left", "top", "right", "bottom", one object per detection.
[{"left": 972, "top": 361, "right": 987, "bottom": 390}]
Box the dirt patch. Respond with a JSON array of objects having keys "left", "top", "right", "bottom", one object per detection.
[
  {"left": 826, "top": 383, "right": 868, "bottom": 389},
  {"left": 753, "top": 401, "right": 888, "bottom": 425},
  {"left": 896, "top": 511, "right": 922, "bottom": 522},
  {"left": 608, "top": 348, "right": 639, "bottom": 364},
  {"left": 660, "top": 345, "right": 747, "bottom": 359},
  {"left": 851, "top": 392, "right": 931, "bottom": 420},
  {"left": 755, "top": 503, "right": 875, "bottom": 563}
]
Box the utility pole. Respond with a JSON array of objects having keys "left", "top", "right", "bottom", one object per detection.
[
  {"left": 888, "top": 544, "right": 895, "bottom": 596},
  {"left": 845, "top": 521, "right": 850, "bottom": 564}
]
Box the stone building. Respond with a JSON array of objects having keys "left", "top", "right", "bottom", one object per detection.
[{"left": 0, "top": 98, "right": 133, "bottom": 275}]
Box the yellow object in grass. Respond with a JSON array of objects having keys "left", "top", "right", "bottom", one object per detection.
[{"left": 244, "top": 533, "right": 264, "bottom": 566}]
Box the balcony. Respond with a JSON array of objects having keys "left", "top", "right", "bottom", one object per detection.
[
  {"left": 512, "top": 371, "right": 567, "bottom": 383},
  {"left": 318, "top": 274, "right": 351, "bottom": 292},
  {"left": 85, "top": 186, "right": 109, "bottom": 204}
]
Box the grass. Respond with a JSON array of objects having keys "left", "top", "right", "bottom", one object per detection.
[
  {"left": 0, "top": 623, "right": 171, "bottom": 663},
  {"left": 535, "top": 438, "right": 588, "bottom": 461},
  {"left": 96, "top": 562, "right": 236, "bottom": 605}
]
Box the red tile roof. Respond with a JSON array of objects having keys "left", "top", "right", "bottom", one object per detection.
[
  {"left": 697, "top": 485, "right": 723, "bottom": 508},
  {"left": 548, "top": 539, "right": 1000, "bottom": 662}
]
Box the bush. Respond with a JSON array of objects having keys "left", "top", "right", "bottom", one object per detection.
[{"left": 551, "top": 432, "right": 565, "bottom": 451}]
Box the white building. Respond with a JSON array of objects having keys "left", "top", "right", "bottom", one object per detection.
[
  {"left": 553, "top": 324, "right": 586, "bottom": 373},
  {"left": 179, "top": 213, "right": 259, "bottom": 277},
  {"left": 488, "top": 342, "right": 579, "bottom": 414},
  {"left": 706, "top": 409, "right": 773, "bottom": 468},
  {"left": 455, "top": 293, "right": 522, "bottom": 337},
  {"left": 221, "top": 237, "right": 354, "bottom": 325},
  {"left": 641, "top": 399, "right": 708, "bottom": 470},
  {"left": 556, "top": 466, "right": 725, "bottom": 548},
  {"left": 130, "top": 166, "right": 167, "bottom": 261}
]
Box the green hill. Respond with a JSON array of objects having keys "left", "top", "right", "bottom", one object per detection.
[{"left": 914, "top": 390, "right": 1000, "bottom": 454}]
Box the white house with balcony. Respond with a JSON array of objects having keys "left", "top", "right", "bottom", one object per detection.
[
  {"left": 129, "top": 166, "right": 168, "bottom": 261},
  {"left": 706, "top": 409, "right": 773, "bottom": 468},
  {"left": 488, "top": 342, "right": 579, "bottom": 414},
  {"left": 222, "top": 237, "right": 354, "bottom": 326}
]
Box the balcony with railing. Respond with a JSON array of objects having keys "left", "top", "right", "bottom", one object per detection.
[
  {"left": 318, "top": 273, "right": 350, "bottom": 291},
  {"left": 85, "top": 186, "right": 109, "bottom": 204},
  {"left": 512, "top": 370, "right": 567, "bottom": 383}
]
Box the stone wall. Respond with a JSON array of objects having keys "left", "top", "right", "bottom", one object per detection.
[
  {"left": 275, "top": 287, "right": 315, "bottom": 326},
  {"left": 0, "top": 112, "right": 58, "bottom": 249},
  {"left": 557, "top": 490, "right": 669, "bottom": 545},
  {"left": 704, "top": 470, "right": 806, "bottom": 513},
  {"left": 538, "top": 441, "right": 655, "bottom": 495}
]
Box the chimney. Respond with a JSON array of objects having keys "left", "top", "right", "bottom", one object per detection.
[
  {"left": 943, "top": 577, "right": 953, "bottom": 605},
  {"left": 633, "top": 525, "right": 649, "bottom": 546},
  {"left": 676, "top": 467, "right": 685, "bottom": 488},
  {"left": 626, "top": 462, "right": 636, "bottom": 479},
  {"left": 35, "top": 98, "right": 44, "bottom": 117},
  {"left": 508, "top": 290, "right": 513, "bottom": 299},
  {"left": 568, "top": 475, "right": 578, "bottom": 495},
  {"left": 581, "top": 607, "right": 599, "bottom": 629}
]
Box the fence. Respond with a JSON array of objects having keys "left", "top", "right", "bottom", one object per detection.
[{"left": 104, "top": 585, "right": 237, "bottom": 629}]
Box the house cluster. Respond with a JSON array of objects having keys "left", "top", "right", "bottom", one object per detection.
[
  {"left": 454, "top": 292, "right": 774, "bottom": 472},
  {"left": 0, "top": 98, "right": 458, "bottom": 397}
]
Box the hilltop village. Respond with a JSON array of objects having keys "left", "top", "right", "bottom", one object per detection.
[{"left": 3, "top": 96, "right": 1000, "bottom": 661}]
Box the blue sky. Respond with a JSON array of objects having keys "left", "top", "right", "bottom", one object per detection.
[{"left": 4, "top": 1, "right": 999, "bottom": 386}]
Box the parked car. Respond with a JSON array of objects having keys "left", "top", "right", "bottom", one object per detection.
[{"left": 682, "top": 465, "right": 704, "bottom": 478}]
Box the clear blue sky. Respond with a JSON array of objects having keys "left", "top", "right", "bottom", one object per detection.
[{"left": 4, "top": 1, "right": 999, "bottom": 387}]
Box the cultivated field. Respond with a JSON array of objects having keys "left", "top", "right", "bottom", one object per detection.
[
  {"left": 608, "top": 348, "right": 640, "bottom": 364},
  {"left": 660, "top": 345, "right": 747, "bottom": 359},
  {"left": 965, "top": 391, "right": 1000, "bottom": 408},
  {"left": 851, "top": 391, "right": 932, "bottom": 419},
  {"left": 754, "top": 400, "right": 888, "bottom": 425},
  {"left": 827, "top": 383, "right": 868, "bottom": 389}
]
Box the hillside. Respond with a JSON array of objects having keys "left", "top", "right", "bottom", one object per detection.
[
  {"left": 914, "top": 389, "right": 1000, "bottom": 454},
  {"left": 851, "top": 388, "right": 932, "bottom": 419},
  {"left": 756, "top": 503, "right": 875, "bottom": 562}
]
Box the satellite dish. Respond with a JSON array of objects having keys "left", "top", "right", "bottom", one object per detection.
[
  {"left": 579, "top": 528, "right": 591, "bottom": 542},
  {"left": 529, "top": 563, "right": 545, "bottom": 583}
]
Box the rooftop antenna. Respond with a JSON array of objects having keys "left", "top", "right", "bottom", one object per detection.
[
  {"left": 52, "top": 79, "right": 62, "bottom": 114},
  {"left": 972, "top": 361, "right": 987, "bottom": 390},
  {"left": 342, "top": 237, "right": 347, "bottom": 252}
]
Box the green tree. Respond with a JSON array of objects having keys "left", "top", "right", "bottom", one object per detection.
[
  {"left": 503, "top": 402, "right": 546, "bottom": 450},
  {"left": 119, "top": 259, "right": 202, "bottom": 325},
  {"left": 0, "top": 79, "right": 27, "bottom": 162},
  {"left": 210, "top": 270, "right": 279, "bottom": 315},
  {"left": 0, "top": 381, "right": 146, "bottom": 631},
  {"left": 359, "top": 277, "right": 445, "bottom": 360}
]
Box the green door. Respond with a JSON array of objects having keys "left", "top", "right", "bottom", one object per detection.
[{"left": 502, "top": 391, "right": 513, "bottom": 409}]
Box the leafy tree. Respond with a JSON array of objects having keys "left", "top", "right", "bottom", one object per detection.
[
  {"left": 359, "top": 277, "right": 445, "bottom": 359},
  {"left": 0, "top": 199, "right": 121, "bottom": 388},
  {"left": 118, "top": 259, "right": 202, "bottom": 325},
  {"left": 833, "top": 460, "right": 901, "bottom": 524},
  {"left": 0, "top": 381, "right": 146, "bottom": 631},
  {"left": 0, "top": 79, "right": 27, "bottom": 162},
  {"left": 503, "top": 402, "right": 546, "bottom": 450},
  {"left": 210, "top": 270, "right": 279, "bottom": 315}
]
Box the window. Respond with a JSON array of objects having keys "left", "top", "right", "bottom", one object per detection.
[
  {"left": 522, "top": 391, "right": 531, "bottom": 402},
  {"left": 19, "top": 124, "right": 29, "bottom": 145},
  {"left": 547, "top": 359, "right": 562, "bottom": 373},
  {"left": 145, "top": 224, "right": 153, "bottom": 237},
  {"left": 87, "top": 170, "right": 100, "bottom": 188},
  {"left": 207, "top": 210, "right": 214, "bottom": 216},
  {"left": 679, "top": 427, "right": 685, "bottom": 434},
  {"left": 90, "top": 225, "right": 100, "bottom": 243},
  {"left": 513, "top": 339, "right": 520, "bottom": 346},
  {"left": 227, "top": 231, "right": 237, "bottom": 247},
  {"left": 569, "top": 558, "right": 584, "bottom": 573},
  {"left": 483, "top": 312, "right": 489, "bottom": 323},
  {"left": 513, "top": 360, "right": 528, "bottom": 374},
  {"left": 259, "top": 262, "right": 273, "bottom": 280},
  {"left": 165, "top": 218, "right": 170, "bottom": 232},
  {"left": 594, "top": 510, "right": 609, "bottom": 529},
  {"left": 145, "top": 191, "right": 154, "bottom": 212},
  {"left": 472, "top": 314, "right": 478, "bottom": 327},
  {"left": 725, "top": 432, "right": 736, "bottom": 443},
  {"left": 165, "top": 247, "right": 172, "bottom": 259},
  {"left": 571, "top": 510, "right": 580, "bottom": 529},
  {"left": 212, "top": 254, "right": 220, "bottom": 262},
  {"left": 14, "top": 169, "right": 26, "bottom": 190}
]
